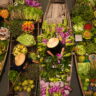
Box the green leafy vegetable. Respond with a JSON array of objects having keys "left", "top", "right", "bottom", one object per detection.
[
  {"left": 17, "top": 33, "right": 36, "bottom": 46},
  {"left": 86, "top": 42, "right": 96, "bottom": 54},
  {"left": 78, "top": 62, "right": 90, "bottom": 76},
  {"left": 75, "top": 45, "right": 86, "bottom": 55},
  {"left": 8, "top": 70, "right": 19, "bottom": 83},
  {"left": 73, "top": 23, "right": 84, "bottom": 34},
  {"left": 72, "top": 3, "right": 94, "bottom": 21}
]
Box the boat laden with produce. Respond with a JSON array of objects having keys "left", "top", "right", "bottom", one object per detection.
[
  {"left": 37, "top": 0, "right": 74, "bottom": 95},
  {"left": 8, "top": 0, "right": 43, "bottom": 95},
  {"left": 71, "top": 0, "right": 96, "bottom": 96},
  {"left": 0, "top": 27, "right": 10, "bottom": 75}
]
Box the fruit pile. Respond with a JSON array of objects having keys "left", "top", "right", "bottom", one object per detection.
[
  {"left": 22, "top": 21, "right": 35, "bottom": 33},
  {"left": 14, "top": 79, "right": 34, "bottom": 93}
]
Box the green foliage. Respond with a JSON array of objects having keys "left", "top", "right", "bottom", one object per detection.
[
  {"left": 0, "top": 40, "right": 8, "bottom": 55},
  {"left": 72, "top": 16, "right": 85, "bottom": 24},
  {"left": 73, "top": 23, "right": 84, "bottom": 34},
  {"left": 9, "top": 5, "right": 43, "bottom": 21},
  {"left": 78, "top": 62, "right": 90, "bottom": 76},
  {"left": 8, "top": 70, "right": 19, "bottom": 83},
  {"left": 72, "top": 3, "right": 94, "bottom": 21},
  {"left": 86, "top": 42, "right": 96, "bottom": 54},
  {"left": 9, "top": 20, "right": 23, "bottom": 38},
  {"left": 17, "top": 33, "right": 36, "bottom": 46},
  {"left": 40, "top": 56, "right": 71, "bottom": 81}
]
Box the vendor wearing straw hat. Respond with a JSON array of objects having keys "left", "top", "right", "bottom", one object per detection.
[{"left": 47, "top": 38, "right": 65, "bottom": 57}]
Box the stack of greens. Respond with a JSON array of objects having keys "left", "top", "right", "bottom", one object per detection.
[{"left": 8, "top": 0, "right": 43, "bottom": 21}]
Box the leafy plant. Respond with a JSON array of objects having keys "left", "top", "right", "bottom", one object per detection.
[
  {"left": 9, "top": 20, "right": 23, "bottom": 38},
  {"left": 86, "top": 42, "right": 96, "bottom": 54},
  {"left": 17, "top": 33, "right": 36, "bottom": 46},
  {"left": 8, "top": 70, "right": 19, "bottom": 83},
  {"left": 72, "top": 3, "right": 94, "bottom": 21}
]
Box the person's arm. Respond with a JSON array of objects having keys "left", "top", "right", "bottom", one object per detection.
[
  {"left": 47, "top": 50, "right": 54, "bottom": 57},
  {"left": 61, "top": 47, "right": 65, "bottom": 56}
]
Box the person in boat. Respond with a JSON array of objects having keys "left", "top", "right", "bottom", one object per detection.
[{"left": 46, "top": 38, "right": 65, "bottom": 57}]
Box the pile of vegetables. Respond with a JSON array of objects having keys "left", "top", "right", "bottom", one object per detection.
[
  {"left": 17, "top": 33, "right": 36, "bottom": 46},
  {"left": 8, "top": 0, "right": 43, "bottom": 21},
  {"left": 38, "top": 17, "right": 74, "bottom": 96},
  {"left": 14, "top": 79, "right": 34, "bottom": 93},
  {"left": 0, "top": 41, "right": 7, "bottom": 55},
  {"left": 72, "top": 0, "right": 96, "bottom": 95},
  {"left": 13, "top": 44, "right": 28, "bottom": 56}
]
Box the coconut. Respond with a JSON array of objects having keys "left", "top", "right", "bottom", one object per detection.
[{"left": 15, "top": 53, "right": 26, "bottom": 66}]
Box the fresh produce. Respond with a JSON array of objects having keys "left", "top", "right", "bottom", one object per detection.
[
  {"left": 75, "top": 45, "right": 86, "bottom": 55},
  {"left": 86, "top": 42, "right": 96, "bottom": 54},
  {"left": 23, "top": 6, "right": 43, "bottom": 21},
  {"left": 72, "top": 16, "right": 84, "bottom": 24},
  {"left": 78, "top": 55, "right": 85, "bottom": 62},
  {"left": 72, "top": 0, "right": 96, "bottom": 95},
  {"left": 29, "top": 52, "right": 37, "bottom": 60},
  {"left": 17, "top": 33, "right": 36, "bottom": 46},
  {"left": 94, "top": 11, "right": 96, "bottom": 18},
  {"left": 72, "top": 3, "right": 94, "bottom": 21},
  {"left": 78, "top": 62, "right": 90, "bottom": 76},
  {"left": 8, "top": 70, "right": 19, "bottom": 83},
  {"left": 15, "top": 53, "right": 26, "bottom": 66},
  {"left": 14, "top": 0, "right": 25, "bottom": 5},
  {"left": 0, "top": 9, "right": 9, "bottom": 19},
  {"left": 14, "top": 79, "right": 34, "bottom": 93},
  {"left": 9, "top": 20, "right": 23, "bottom": 38},
  {"left": 22, "top": 21, "right": 34, "bottom": 33},
  {"left": 84, "top": 24, "right": 92, "bottom": 30},
  {"left": 92, "top": 20, "right": 96, "bottom": 27},
  {"left": 83, "top": 31, "right": 92, "bottom": 39},
  {"left": 0, "top": 41, "right": 7, "bottom": 55},
  {"left": 0, "top": 27, "right": 10, "bottom": 40},
  {"left": 73, "top": 23, "right": 84, "bottom": 34},
  {"left": 9, "top": 4, "right": 43, "bottom": 21},
  {"left": 13, "top": 44, "right": 28, "bottom": 56}
]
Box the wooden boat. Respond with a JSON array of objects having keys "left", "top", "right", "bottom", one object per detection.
[
  {"left": 0, "top": 39, "right": 10, "bottom": 76},
  {"left": 8, "top": 21, "right": 40, "bottom": 96},
  {"left": 74, "top": 53, "right": 96, "bottom": 96},
  {"left": 39, "top": 0, "right": 74, "bottom": 95}
]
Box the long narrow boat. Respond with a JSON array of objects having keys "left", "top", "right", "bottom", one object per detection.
[
  {"left": 74, "top": 51, "right": 96, "bottom": 96},
  {"left": 0, "top": 27, "right": 10, "bottom": 76},
  {"left": 39, "top": 0, "right": 74, "bottom": 95}
]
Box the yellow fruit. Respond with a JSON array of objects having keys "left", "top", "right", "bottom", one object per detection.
[
  {"left": 28, "top": 80, "right": 34, "bottom": 84},
  {"left": 27, "top": 88, "right": 31, "bottom": 93},
  {"left": 23, "top": 86, "right": 27, "bottom": 91},
  {"left": 40, "top": 58, "right": 44, "bottom": 62},
  {"left": 22, "top": 80, "right": 28, "bottom": 86},
  {"left": 14, "top": 86, "right": 20, "bottom": 91},
  {"left": 0, "top": 9, "right": 9, "bottom": 19},
  {"left": 78, "top": 55, "right": 85, "bottom": 62},
  {"left": 30, "top": 85, "right": 34, "bottom": 89},
  {"left": 83, "top": 31, "right": 92, "bottom": 39}
]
